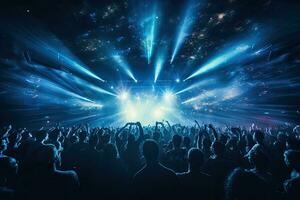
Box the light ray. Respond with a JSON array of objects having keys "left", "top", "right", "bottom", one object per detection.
[
  {"left": 112, "top": 54, "right": 137, "bottom": 82},
  {"left": 170, "top": 1, "right": 196, "bottom": 63}
]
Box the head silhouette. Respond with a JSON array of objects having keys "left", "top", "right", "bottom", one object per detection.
[
  {"left": 0, "top": 156, "right": 18, "bottom": 186},
  {"left": 211, "top": 141, "right": 225, "bottom": 157},
  {"left": 0, "top": 138, "right": 8, "bottom": 153},
  {"left": 172, "top": 134, "right": 182, "bottom": 149},
  {"left": 34, "top": 130, "right": 48, "bottom": 143},
  {"left": 188, "top": 148, "right": 204, "bottom": 171},
  {"left": 253, "top": 130, "right": 264, "bottom": 144},
  {"left": 89, "top": 134, "right": 99, "bottom": 148},
  {"left": 225, "top": 168, "right": 266, "bottom": 200},
  {"left": 277, "top": 132, "right": 287, "bottom": 144},
  {"left": 183, "top": 136, "right": 191, "bottom": 148},
  {"left": 49, "top": 128, "right": 61, "bottom": 141},
  {"left": 78, "top": 130, "right": 88, "bottom": 142},
  {"left": 284, "top": 150, "right": 300, "bottom": 172},
  {"left": 143, "top": 139, "right": 159, "bottom": 163},
  {"left": 202, "top": 137, "right": 211, "bottom": 150},
  {"left": 153, "top": 131, "right": 160, "bottom": 142}
]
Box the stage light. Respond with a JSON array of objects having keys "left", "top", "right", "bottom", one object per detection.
[
  {"left": 185, "top": 42, "right": 252, "bottom": 80},
  {"left": 170, "top": 1, "right": 196, "bottom": 63},
  {"left": 112, "top": 54, "right": 137, "bottom": 82},
  {"left": 163, "top": 91, "right": 175, "bottom": 102},
  {"left": 119, "top": 91, "right": 129, "bottom": 101},
  {"left": 175, "top": 78, "right": 180, "bottom": 83},
  {"left": 117, "top": 92, "right": 179, "bottom": 124}
]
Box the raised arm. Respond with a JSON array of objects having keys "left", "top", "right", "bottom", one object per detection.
[
  {"left": 116, "top": 122, "right": 131, "bottom": 137},
  {"left": 195, "top": 120, "right": 201, "bottom": 129},
  {"left": 136, "top": 122, "right": 144, "bottom": 143},
  {"left": 208, "top": 124, "right": 218, "bottom": 141},
  {"left": 164, "top": 120, "right": 173, "bottom": 134}
]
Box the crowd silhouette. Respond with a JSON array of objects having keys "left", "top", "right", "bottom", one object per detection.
[{"left": 0, "top": 121, "right": 300, "bottom": 200}]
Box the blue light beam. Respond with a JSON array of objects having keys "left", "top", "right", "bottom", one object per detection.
[
  {"left": 175, "top": 78, "right": 216, "bottom": 95},
  {"left": 112, "top": 55, "right": 137, "bottom": 82},
  {"left": 185, "top": 43, "right": 251, "bottom": 80},
  {"left": 154, "top": 51, "right": 166, "bottom": 82},
  {"left": 11, "top": 27, "right": 105, "bottom": 82},
  {"left": 170, "top": 1, "right": 196, "bottom": 63},
  {"left": 141, "top": 9, "right": 158, "bottom": 64}
]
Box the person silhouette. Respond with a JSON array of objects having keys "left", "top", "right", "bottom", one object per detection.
[
  {"left": 283, "top": 150, "right": 300, "bottom": 200},
  {"left": 132, "top": 139, "right": 179, "bottom": 200},
  {"left": 0, "top": 156, "right": 18, "bottom": 200},
  {"left": 177, "top": 148, "right": 212, "bottom": 199},
  {"left": 18, "top": 144, "right": 79, "bottom": 200}
]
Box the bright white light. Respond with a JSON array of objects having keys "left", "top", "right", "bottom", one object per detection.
[
  {"left": 163, "top": 91, "right": 175, "bottom": 102},
  {"left": 125, "top": 106, "right": 137, "bottom": 120},
  {"left": 153, "top": 107, "right": 164, "bottom": 119},
  {"left": 175, "top": 78, "right": 180, "bottom": 83},
  {"left": 118, "top": 92, "right": 178, "bottom": 124},
  {"left": 119, "top": 91, "right": 129, "bottom": 101}
]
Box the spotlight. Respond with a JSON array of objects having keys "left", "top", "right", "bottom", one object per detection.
[
  {"left": 119, "top": 91, "right": 129, "bottom": 101},
  {"left": 175, "top": 78, "right": 180, "bottom": 83},
  {"left": 163, "top": 91, "right": 175, "bottom": 102}
]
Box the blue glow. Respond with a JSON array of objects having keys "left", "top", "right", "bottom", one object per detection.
[
  {"left": 170, "top": 2, "right": 196, "bottom": 63},
  {"left": 141, "top": 9, "right": 158, "bottom": 64},
  {"left": 176, "top": 78, "right": 216, "bottom": 95},
  {"left": 154, "top": 52, "right": 165, "bottom": 82},
  {"left": 185, "top": 43, "right": 252, "bottom": 80},
  {"left": 37, "top": 65, "right": 116, "bottom": 97},
  {"left": 13, "top": 28, "right": 105, "bottom": 82},
  {"left": 112, "top": 54, "right": 137, "bottom": 82}
]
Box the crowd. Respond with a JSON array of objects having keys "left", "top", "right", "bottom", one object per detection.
[{"left": 0, "top": 121, "right": 300, "bottom": 200}]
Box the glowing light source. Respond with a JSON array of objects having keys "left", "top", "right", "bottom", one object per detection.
[
  {"left": 163, "top": 91, "right": 175, "bottom": 102},
  {"left": 170, "top": 2, "right": 196, "bottom": 63},
  {"left": 118, "top": 92, "right": 178, "bottom": 124},
  {"left": 119, "top": 91, "right": 129, "bottom": 101},
  {"left": 175, "top": 78, "right": 180, "bottom": 83}
]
